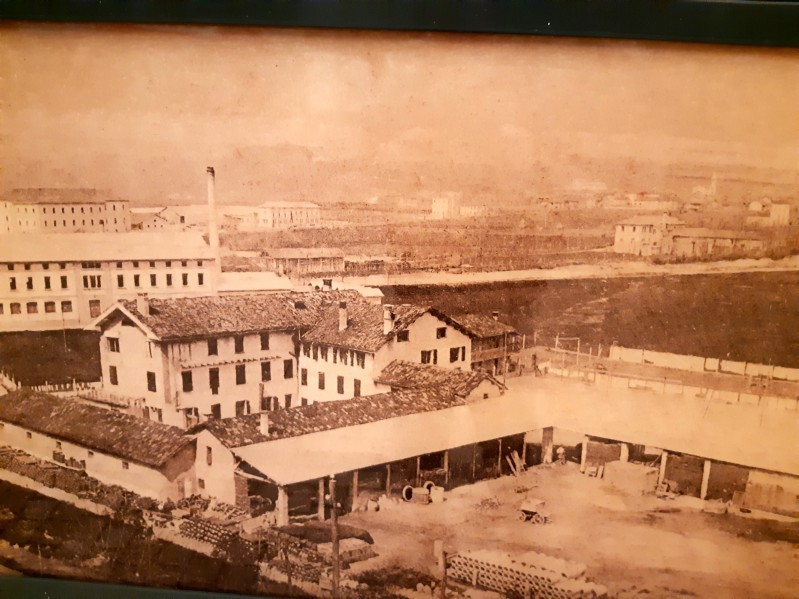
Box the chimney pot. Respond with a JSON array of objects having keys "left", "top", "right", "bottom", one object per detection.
[
  {"left": 383, "top": 304, "right": 394, "bottom": 335},
  {"left": 338, "top": 301, "right": 348, "bottom": 331},
  {"left": 259, "top": 412, "right": 269, "bottom": 436},
  {"left": 492, "top": 310, "right": 499, "bottom": 321},
  {"left": 136, "top": 293, "right": 149, "bottom": 315}
]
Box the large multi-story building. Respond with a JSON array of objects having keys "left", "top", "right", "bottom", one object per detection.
[
  {"left": 256, "top": 201, "right": 320, "bottom": 229},
  {"left": 613, "top": 215, "right": 684, "bottom": 256},
  {"left": 87, "top": 291, "right": 359, "bottom": 428},
  {"left": 0, "top": 232, "right": 217, "bottom": 332},
  {"left": 0, "top": 188, "right": 131, "bottom": 234},
  {"left": 298, "top": 301, "right": 472, "bottom": 405}
]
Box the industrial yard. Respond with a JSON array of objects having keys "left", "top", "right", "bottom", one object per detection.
[{"left": 345, "top": 461, "right": 799, "bottom": 599}]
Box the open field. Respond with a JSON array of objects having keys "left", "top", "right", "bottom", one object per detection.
[
  {"left": 345, "top": 463, "right": 799, "bottom": 599},
  {"left": 382, "top": 270, "right": 799, "bottom": 367}
]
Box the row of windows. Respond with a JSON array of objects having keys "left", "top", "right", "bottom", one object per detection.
[
  {"left": 116, "top": 272, "right": 204, "bottom": 289},
  {"left": 111, "top": 260, "right": 203, "bottom": 269},
  {"left": 421, "top": 347, "right": 465, "bottom": 364},
  {"left": 36, "top": 204, "right": 123, "bottom": 214},
  {"left": 44, "top": 218, "right": 111, "bottom": 228},
  {"left": 302, "top": 344, "right": 367, "bottom": 368},
  {"left": 11, "top": 429, "right": 120, "bottom": 468},
  {"left": 8, "top": 275, "right": 69, "bottom": 291},
  {"left": 207, "top": 332, "right": 270, "bottom": 356},
  {"left": 0, "top": 300, "right": 73, "bottom": 315},
  {"left": 299, "top": 368, "right": 363, "bottom": 397},
  {"left": 5, "top": 262, "right": 67, "bottom": 271}
]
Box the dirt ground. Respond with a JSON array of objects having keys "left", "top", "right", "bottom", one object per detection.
[{"left": 343, "top": 463, "right": 799, "bottom": 599}]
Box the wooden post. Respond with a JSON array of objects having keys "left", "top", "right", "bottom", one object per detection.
[
  {"left": 497, "top": 438, "right": 503, "bottom": 475},
  {"left": 317, "top": 478, "right": 326, "bottom": 521},
  {"left": 443, "top": 450, "right": 450, "bottom": 486},
  {"left": 700, "top": 460, "right": 712, "bottom": 500},
  {"left": 352, "top": 470, "right": 359, "bottom": 511},
  {"left": 385, "top": 463, "right": 391, "bottom": 496},
  {"left": 276, "top": 486, "right": 289, "bottom": 526},
  {"left": 471, "top": 444, "right": 477, "bottom": 481},
  {"left": 580, "top": 435, "right": 589, "bottom": 473},
  {"left": 658, "top": 451, "right": 669, "bottom": 485},
  {"left": 416, "top": 456, "right": 421, "bottom": 487},
  {"left": 541, "top": 427, "right": 554, "bottom": 464},
  {"left": 329, "top": 475, "right": 340, "bottom": 598}
]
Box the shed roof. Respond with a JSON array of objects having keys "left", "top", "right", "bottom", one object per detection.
[
  {"left": 375, "top": 360, "right": 504, "bottom": 396},
  {"left": 267, "top": 248, "right": 343, "bottom": 260},
  {"left": 302, "top": 301, "right": 442, "bottom": 353},
  {"left": 94, "top": 290, "right": 362, "bottom": 340},
  {"left": 195, "top": 388, "right": 463, "bottom": 450},
  {"left": 447, "top": 313, "right": 518, "bottom": 339},
  {"left": 616, "top": 215, "right": 684, "bottom": 226},
  {"left": 671, "top": 228, "right": 761, "bottom": 241},
  {"left": 0, "top": 391, "right": 191, "bottom": 469},
  {"left": 0, "top": 232, "right": 214, "bottom": 263}
]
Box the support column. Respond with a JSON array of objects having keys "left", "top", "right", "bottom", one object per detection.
[
  {"left": 471, "top": 444, "right": 477, "bottom": 481},
  {"left": 620, "top": 443, "right": 630, "bottom": 463},
  {"left": 443, "top": 450, "right": 450, "bottom": 486},
  {"left": 352, "top": 470, "right": 359, "bottom": 511},
  {"left": 700, "top": 459, "right": 712, "bottom": 500},
  {"left": 416, "top": 456, "right": 421, "bottom": 487},
  {"left": 276, "top": 486, "right": 289, "bottom": 527},
  {"left": 497, "top": 438, "right": 503, "bottom": 475},
  {"left": 658, "top": 451, "right": 669, "bottom": 485},
  {"left": 317, "top": 478, "right": 325, "bottom": 521},
  {"left": 385, "top": 463, "right": 391, "bottom": 496},
  {"left": 541, "top": 427, "right": 554, "bottom": 464},
  {"left": 580, "top": 436, "right": 589, "bottom": 473}
]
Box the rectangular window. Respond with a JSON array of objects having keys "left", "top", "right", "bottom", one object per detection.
[
  {"left": 208, "top": 338, "right": 218, "bottom": 356},
  {"left": 235, "top": 364, "right": 246, "bottom": 385},
  {"left": 209, "top": 368, "right": 220, "bottom": 395},
  {"left": 397, "top": 330, "right": 410, "bottom": 342},
  {"left": 0, "top": 304, "right": 3, "bottom": 315},
  {"left": 9, "top": 277, "right": 15, "bottom": 291},
  {"left": 182, "top": 371, "right": 193, "bottom": 392},
  {"left": 26, "top": 432, "right": 32, "bottom": 439},
  {"left": 210, "top": 403, "right": 221, "bottom": 419},
  {"left": 301, "top": 397, "right": 308, "bottom": 407},
  {"left": 149, "top": 261, "right": 156, "bottom": 268},
  {"left": 284, "top": 394, "right": 292, "bottom": 409},
  {"left": 321, "top": 347, "right": 329, "bottom": 361},
  {"left": 283, "top": 359, "right": 293, "bottom": 379},
  {"left": 44, "top": 276, "right": 51, "bottom": 290},
  {"left": 117, "top": 274, "right": 124, "bottom": 288},
  {"left": 261, "top": 361, "right": 271, "bottom": 382},
  {"left": 116, "top": 261, "right": 123, "bottom": 268},
  {"left": 181, "top": 260, "right": 187, "bottom": 267},
  {"left": 60, "top": 275, "right": 68, "bottom": 289},
  {"left": 450, "top": 347, "right": 460, "bottom": 363},
  {"left": 206, "top": 446, "right": 213, "bottom": 465},
  {"left": 165, "top": 261, "right": 172, "bottom": 267},
  {"left": 235, "top": 400, "right": 248, "bottom": 416},
  {"left": 146, "top": 371, "right": 157, "bottom": 392},
  {"left": 60, "top": 301, "right": 72, "bottom": 313},
  {"left": 10, "top": 303, "right": 20, "bottom": 315},
  {"left": 436, "top": 327, "right": 447, "bottom": 339},
  {"left": 166, "top": 274, "right": 172, "bottom": 287},
  {"left": 134, "top": 274, "right": 140, "bottom": 287},
  {"left": 182, "top": 273, "right": 188, "bottom": 286},
  {"left": 301, "top": 368, "right": 307, "bottom": 386},
  {"left": 433, "top": 349, "right": 438, "bottom": 365},
  {"left": 312, "top": 346, "right": 318, "bottom": 360},
  {"left": 122, "top": 461, "right": 130, "bottom": 470},
  {"left": 461, "top": 346, "right": 466, "bottom": 361},
  {"left": 356, "top": 352, "right": 366, "bottom": 368},
  {"left": 108, "top": 337, "right": 120, "bottom": 352},
  {"left": 234, "top": 335, "right": 244, "bottom": 354},
  {"left": 354, "top": 379, "right": 361, "bottom": 397},
  {"left": 26, "top": 302, "right": 37, "bottom": 314},
  {"left": 260, "top": 332, "right": 270, "bottom": 350},
  {"left": 197, "top": 260, "right": 203, "bottom": 267},
  {"left": 89, "top": 300, "right": 101, "bottom": 318},
  {"left": 109, "top": 365, "right": 118, "bottom": 385},
  {"left": 198, "top": 273, "right": 204, "bottom": 286},
  {"left": 260, "top": 396, "right": 271, "bottom": 411},
  {"left": 421, "top": 350, "right": 432, "bottom": 364},
  {"left": 150, "top": 274, "right": 157, "bottom": 287},
  {"left": 44, "top": 301, "right": 55, "bottom": 313},
  {"left": 26, "top": 277, "right": 33, "bottom": 290},
  {"left": 198, "top": 479, "right": 205, "bottom": 489},
  {"left": 133, "top": 261, "right": 139, "bottom": 268},
  {"left": 302, "top": 344, "right": 310, "bottom": 357},
  {"left": 318, "top": 372, "right": 325, "bottom": 390},
  {"left": 337, "top": 376, "right": 344, "bottom": 394}
]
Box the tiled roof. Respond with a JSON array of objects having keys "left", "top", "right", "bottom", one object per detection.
[
  {"left": 0, "top": 232, "right": 214, "bottom": 263},
  {"left": 4, "top": 188, "right": 116, "bottom": 205},
  {"left": 670, "top": 228, "right": 762, "bottom": 241},
  {"left": 375, "top": 360, "right": 502, "bottom": 396},
  {"left": 616, "top": 215, "right": 684, "bottom": 226},
  {"left": 259, "top": 201, "right": 320, "bottom": 209},
  {"left": 448, "top": 313, "right": 518, "bottom": 339},
  {"left": 302, "top": 301, "right": 431, "bottom": 353},
  {"left": 194, "top": 388, "right": 464, "bottom": 449},
  {"left": 0, "top": 391, "right": 191, "bottom": 469},
  {"left": 119, "top": 290, "right": 362, "bottom": 340}
]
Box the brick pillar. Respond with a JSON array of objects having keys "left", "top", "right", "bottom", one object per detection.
[
  {"left": 541, "top": 427, "right": 554, "bottom": 464},
  {"left": 276, "top": 486, "right": 289, "bottom": 526},
  {"left": 318, "top": 478, "right": 326, "bottom": 521},
  {"left": 352, "top": 470, "right": 359, "bottom": 511},
  {"left": 700, "top": 459, "right": 712, "bottom": 500},
  {"left": 620, "top": 443, "right": 630, "bottom": 463}
]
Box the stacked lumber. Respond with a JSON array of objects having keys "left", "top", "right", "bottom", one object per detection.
[{"left": 447, "top": 549, "right": 607, "bottom": 599}]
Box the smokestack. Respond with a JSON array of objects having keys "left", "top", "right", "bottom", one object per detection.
[
  {"left": 259, "top": 412, "right": 269, "bottom": 436},
  {"left": 206, "top": 166, "right": 220, "bottom": 269},
  {"left": 338, "top": 301, "right": 348, "bottom": 332},
  {"left": 492, "top": 310, "right": 499, "bottom": 321},
  {"left": 136, "top": 293, "right": 149, "bottom": 315},
  {"left": 383, "top": 304, "right": 394, "bottom": 335}
]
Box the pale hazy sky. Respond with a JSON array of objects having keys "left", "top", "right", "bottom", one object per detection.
[{"left": 1, "top": 23, "right": 797, "bottom": 203}]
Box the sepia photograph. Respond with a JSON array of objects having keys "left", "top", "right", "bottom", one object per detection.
[{"left": 0, "top": 15, "right": 798, "bottom": 599}]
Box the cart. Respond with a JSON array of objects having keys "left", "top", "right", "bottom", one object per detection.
[{"left": 518, "top": 498, "right": 550, "bottom": 524}]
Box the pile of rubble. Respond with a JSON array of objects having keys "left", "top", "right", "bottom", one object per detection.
[{"left": 448, "top": 549, "right": 607, "bottom": 599}]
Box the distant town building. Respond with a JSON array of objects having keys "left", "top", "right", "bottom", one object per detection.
[
  {"left": 669, "top": 229, "right": 764, "bottom": 258},
  {"left": 430, "top": 193, "right": 462, "bottom": 220},
  {"left": 256, "top": 201, "right": 321, "bottom": 229},
  {"left": 131, "top": 207, "right": 189, "bottom": 231},
  {"left": 612, "top": 215, "right": 685, "bottom": 256},
  {"left": 448, "top": 312, "right": 522, "bottom": 375},
  {"left": 264, "top": 248, "right": 345, "bottom": 276},
  {"left": 0, "top": 232, "right": 217, "bottom": 332},
  {"left": 298, "top": 301, "right": 472, "bottom": 405},
  {"left": 746, "top": 203, "right": 793, "bottom": 228},
  {"left": 0, "top": 188, "right": 131, "bottom": 234},
  {"left": 87, "top": 292, "right": 357, "bottom": 429}
]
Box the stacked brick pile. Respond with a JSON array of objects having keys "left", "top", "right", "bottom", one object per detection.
[
  {"left": 447, "top": 550, "right": 607, "bottom": 599},
  {"left": 179, "top": 518, "right": 237, "bottom": 549},
  {"left": 268, "top": 558, "right": 323, "bottom": 584}
]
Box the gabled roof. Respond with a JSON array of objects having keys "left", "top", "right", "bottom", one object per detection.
[
  {"left": 302, "top": 301, "right": 458, "bottom": 353},
  {"left": 375, "top": 360, "right": 505, "bottom": 396},
  {"left": 0, "top": 232, "right": 214, "bottom": 263},
  {"left": 193, "top": 388, "right": 464, "bottom": 449},
  {"left": 0, "top": 391, "right": 191, "bottom": 469},
  {"left": 91, "top": 290, "right": 362, "bottom": 341},
  {"left": 447, "top": 313, "right": 518, "bottom": 339}
]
